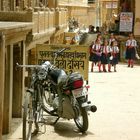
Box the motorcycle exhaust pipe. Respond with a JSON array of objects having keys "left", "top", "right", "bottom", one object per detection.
[
  {"left": 81, "top": 102, "right": 97, "bottom": 113},
  {"left": 86, "top": 101, "right": 97, "bottom": 112}
]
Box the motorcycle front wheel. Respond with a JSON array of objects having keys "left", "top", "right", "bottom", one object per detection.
[
  {"left": 42, "top": 86, "right": 58, "bottom": 116},
  {"left": 74, "top": 104, "right": 88, "bottom": 133}
]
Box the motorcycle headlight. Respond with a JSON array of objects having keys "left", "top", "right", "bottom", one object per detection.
[
  {"left": 38, "top": 68, "right": 47, "bottom": 80},
  {"left": 42, "top": 61, "right": 51, "bottom": 71}
]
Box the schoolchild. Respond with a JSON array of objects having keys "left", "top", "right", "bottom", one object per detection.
[
  {"left": 91, "top": 26, "right": 96, "bottom": 33},
  {"left": 108, "top": 33, "right": 116, "bottom": 46},
  {"left": 88, "top": 25, "right": 96, "bottom": 33},
  {"left": 110, "top": 41, "right": 119, "bottom": 72},
  {"left": 90, "top": 39, "right": 102, "bottom": 72},
  {"left": 95, "top": 26, "right": 101, "bottom": 34},
  {"left": 96, "top": 33, "right": 103, "bottom": 45},
  {"left": 88, "top": 25, "right": 93, "bottom": 33},
  {"left": 125, "top": 33, "right": 137, "bottom": 68},
  {"left": 102, "top": 31, "right": 109, "bottom": 41},
  {"left": 101, "top": 39, "right": 112, "bottom": 72}
]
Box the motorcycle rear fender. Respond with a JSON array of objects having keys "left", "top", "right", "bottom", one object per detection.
[{"left": 76, "top": 96, "right": 92, "bottom": 109}]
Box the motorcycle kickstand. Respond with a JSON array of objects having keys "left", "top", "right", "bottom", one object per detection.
[{"left": 53, "top": 117, "right": 60, "bottom": 125}]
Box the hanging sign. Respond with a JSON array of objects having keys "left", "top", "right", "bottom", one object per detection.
[{"left": 119, "top": 12, "right": 133, "bottom": 32}]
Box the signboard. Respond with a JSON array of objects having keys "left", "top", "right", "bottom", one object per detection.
[
  {"left": 36, "top": 44, "right": 89, "bottom": 81},
  {"left": 119, "top": 12, "right": 133, "bottom": 32}
]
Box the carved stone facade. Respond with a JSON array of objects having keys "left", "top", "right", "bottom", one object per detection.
[
  {"left": 0, "top": 0, "right": 67, "bottom": 139},
  {"left": 1, "top": 0, "right": 140, "bottom": 139},
  {"left": 0, "top": 0, "right": 10, "bottom": 11},
  {"left": 0, "top": 0, "right": 49, "bottom": 11}
]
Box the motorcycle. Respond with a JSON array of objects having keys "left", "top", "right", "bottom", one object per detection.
[{"left": 40, "top": 47, "right": 97, "bottom": 132}]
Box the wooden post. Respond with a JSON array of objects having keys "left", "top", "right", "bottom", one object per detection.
[
  {"left": 0, "top": 32, "right": 5, "bottom": 139},
  {"left": 22, "top": 40, "right": 26, "bottom": 106},
  {"left": 12, "top": 42, "right": 23, "bottom": 117},
  {"left": 2, "top": 44, "right": 13, "bottom": 134}
]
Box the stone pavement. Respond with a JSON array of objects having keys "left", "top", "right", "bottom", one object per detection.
[{"left": 2, "top": 62, "right": 140, "bottom": 140}]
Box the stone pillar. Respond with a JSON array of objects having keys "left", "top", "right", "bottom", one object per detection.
[
  {"left": 34, "top": 0, "right": 39, "bottom": 7},
  {"left": 134, "top": 0, "right": 140, "bottom": 36},
  {"left": 0, "top": 32, "right": 5, "bottom": 139},
  {"left": 44, "top": 0, "right": 48, "bottom": 7},
  {"left": 55, "top": 7, "right": 60, "bottom": 29},
  {"left": 10, "top": 0, "right": 15, "bottom": 11},
  {"left": 2, "top": 0, "right": 10, "bottom": 11},
  {"left": 2, "top": 44, "right": 13, "bottom": 134}
]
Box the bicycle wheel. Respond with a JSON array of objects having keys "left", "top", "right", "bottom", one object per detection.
[
  {"left": 33, "top": 85, "right": 44, "bottom": 132},
  {"left": 23, "top": 92, "right": 33, "bottom": 140}
]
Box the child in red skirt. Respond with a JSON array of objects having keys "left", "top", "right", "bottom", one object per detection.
[
  {"left": 101, "top": 40, "right": 112, "bottom": 72},
  {"left": 110, "top": 41, "right": 119, "bottom": 72},
  {"left": 90, "top": 39, "right": 102, "bottom": 72},
  {"left": 125, "top": 33, "right": 137, "bottom": 68}
]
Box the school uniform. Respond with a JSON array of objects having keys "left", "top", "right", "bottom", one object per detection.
[
  {"left": 125, "top": 39, "right": 137, "bottom": 60},
  {"left": 90, "top": 44, "right": 102, "bottom": 63},
  {"left": 108, "top": 38, "right": 116, "bottom": 46},
  {"left": 101, "top": 45, "right": 112, "bottom": 64},
  {"left": 111, "top": 46, "right": 119, "bottom": 65}
]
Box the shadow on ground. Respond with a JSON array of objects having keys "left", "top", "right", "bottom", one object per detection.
[{"left": 32, "top": 115, "right": 95, "bottom": 139}]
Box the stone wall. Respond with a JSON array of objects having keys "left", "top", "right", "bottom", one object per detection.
[
  {"left": 0, "top": 11, "right": 32, "bottom": 22},
  {"left": 0, "top": 8, "right": 67, "bottom": 34},
  {"left": 1, "top": 0, "right": 10, "bottom": 11},
  {"left": 134, "top": 0, "right": 140, "bottom": 36}
]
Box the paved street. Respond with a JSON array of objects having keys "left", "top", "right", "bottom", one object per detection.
[{"left": 3, "top": 62, "right": 140, "bottom": 140}]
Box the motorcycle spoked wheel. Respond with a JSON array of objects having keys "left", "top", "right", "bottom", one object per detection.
[{"left": 74, "top": 104, "right": 88, "bottom": 133}]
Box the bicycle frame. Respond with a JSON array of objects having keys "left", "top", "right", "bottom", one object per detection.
[{"left": 17, "top": 63, "right": 48, "bottom": 139}]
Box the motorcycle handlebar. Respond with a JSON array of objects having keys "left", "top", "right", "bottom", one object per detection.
[
  {"left": 16, "top": 48, "right": 70, "bottom": 70},
  {"left": 16, "top": 63, "right": 44, "bottom": 69},
  {"left": 54, "top": 47, "right": 70, "bottom": 55}
]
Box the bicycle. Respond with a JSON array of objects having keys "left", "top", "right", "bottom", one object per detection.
[{"left": 17, "top": 63, "right": 48, "bottom": 140}]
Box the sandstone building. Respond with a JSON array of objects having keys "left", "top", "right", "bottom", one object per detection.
[{"left": 0, "top": 0, "right": 140, "bottom": 139}]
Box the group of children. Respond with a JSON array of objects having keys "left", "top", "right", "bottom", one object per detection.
[
  {"left": 89, "top": 32, "right": 139, "bottom": 72},
  {"left": 89, "top": 33, "right": 119, "bottom": 72}
]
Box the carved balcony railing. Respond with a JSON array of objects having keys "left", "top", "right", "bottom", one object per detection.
[{"left": 0, "top": 7, "right": 68, "bottom": 35}]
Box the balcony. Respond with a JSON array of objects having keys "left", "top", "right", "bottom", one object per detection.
[{"left": 0, "top": 7, "right": 68, "bottom": 46}]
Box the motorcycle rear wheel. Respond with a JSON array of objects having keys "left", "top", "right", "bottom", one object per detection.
[{"left": 74, "top": 105, "right": 88, "bottom": 133}]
